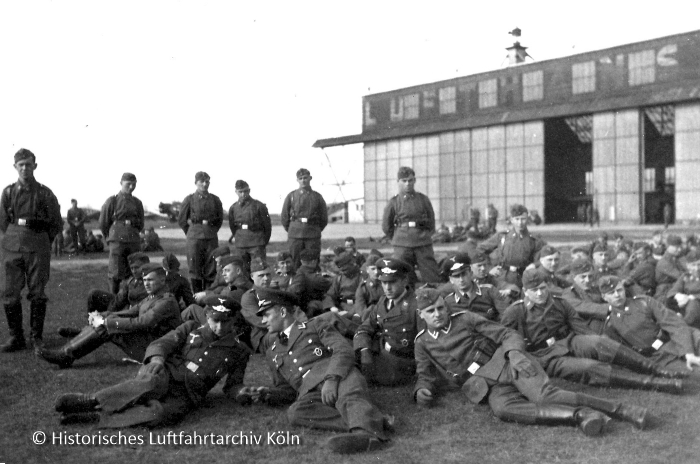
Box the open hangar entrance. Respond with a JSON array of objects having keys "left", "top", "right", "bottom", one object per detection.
[
  {"left": 543, "top": 115, "right": 593, "bottom": 223},
  {"left": 642, "top": 105, "right": 675, "bottom": 224}
]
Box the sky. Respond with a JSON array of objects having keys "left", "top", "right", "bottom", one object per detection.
[{"left": 0, "top": 1, "right": 697, "bottom": 216}]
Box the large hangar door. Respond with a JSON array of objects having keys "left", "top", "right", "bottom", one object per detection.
[
  {"left": 642, "top": 105, "right": 675, "bottom": 224},
  {"left": 543, "top": 116, "right": 593, "bottom": 223}
]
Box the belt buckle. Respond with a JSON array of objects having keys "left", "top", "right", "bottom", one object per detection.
[
  {"left": 408, "top": 221, "right": 416, "bottom": 227},
  {"left": 651, "top": 339, "right": 664, "bottom": 350},
  {"left": 242, "top": 224, "right": 248, "bottom": 230},
  {"left": 467, "top": 362, "right": 481, "bottom": 374},
  {"left": 508, "top": 266, "right": 518, "bottom": 272},
  {"left": 301, "top": 218, "right": 308, "bottom": 223},
  {"left": 124, "top": 220, "right": 131, "bottom": 226},
  {"left": 202, "top": 220, "right": 208, "bottom": 225},
  {"left": 17, "top": 219, "right": 27, "bottom": 226},
  {"left": 346, "top": 299, "right": 354, "bottom": 304}
]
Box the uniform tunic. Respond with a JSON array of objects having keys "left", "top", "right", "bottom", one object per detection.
[
  {"left": 655, "top": 253, "right": 686, "bottom": 300},
  {"left": 86, "top": 276, "right": 147, "bottom": 314},
  {"left": 262, "top": 317, "right": 387, "bottom": 440},
  {"left": 228, "top": 196, "right": 271, "bottom": 258},
  {"left": 66, "top": 205, "right": 87, "bottom": 250},
  {"left": 165, "top": 271, "right": 196, "bottom": 308},
  {"left": 178, "top": 191, "right": 223, "bottom": 282},
  {"left": 477, "top": 228, "right": 545, "bottom": 286},
  {"left": 443, "top": 283, "right": 508, "bottom": 321},
  {"left": 353, "top": 278, "right": 384, "bottom": 319},
  {"left": 0, "top": 179, "right": 62, "bottom": 306},
  {"left": 280, "top": 187, "right": 327, "bottom": 267},
  {"left": 99, "top": 192, "right": 145, "bottom": 281},
  {"left": 95, "top": 320, "right": 250, "bottom": 428},
  {"left": 667, "top": 273, "right": 700, "bottom": 328},
  {"left": 561, "top": 284, "right": 608, "bottom": 334},
  {"left": 627, "top": 257, "right": 657, "bottom": 295}
]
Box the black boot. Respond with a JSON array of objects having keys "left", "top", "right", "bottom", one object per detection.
[
  {"left": 55, "top": 393, "right": 99, "bottom": 413},
  {"left": 534, "top": 405, "right": 610, "bottom": 437},
  {"left": 325, "top": 430, "right": 384, "bottom": 454},
  {"left": 612, "top": 345, "right": 687, "bottom": 379},
  {"left": 1, "top": 303, "right": 26, "bottom": 352},
  {"left": 190, "top": 279, "right": 204, "bottom": 293},
  {"left": 39, "top": 326, "right": 108, "bottom": 368},
  {"left": 609, "top": 368, "right": 683, "bottom": 394},
  {"left": 59, "top": 412, "right": 100, "bottom": 425},
  {"left": 109, "top": 278, "right": 121, "bottom": 295},
  {"left": 575, "top": 393, "right": 648, "bottom": 430},
  {"left": 58, "top": 327, "right": 82, "bottom": 338},
  {"left": 29, "top": 300, "right": 47, "bottom": 349}
]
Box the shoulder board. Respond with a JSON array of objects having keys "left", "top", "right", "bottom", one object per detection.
[
  {"left": 552, "top": 294, "right": 563, "bottom": 300},
  {"left": 446, "top": 291, "right": 456, "bottom": 297},
  {"left": 450, "top": 310, "right": 468, "bottom": 317},
  {"left": 512, "top": 299, "right": 524, "bottom": 305},
  {"left": 162, "top": 292, "right": 175, "bottom": 299},
  {"left": 297, "top": 321, "right": 307, "bottom": 330},
  {"left": 633, "top": 295, "right": 646, "bottom": 300},
  {"left": 479, "top": 283, "right": 494, "bottom": 288},
  {"left": 414, "top": 329, "right": 426, "bottom": 342}
]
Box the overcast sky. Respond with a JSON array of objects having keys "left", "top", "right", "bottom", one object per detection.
[{"left": 1, "top": 1, "right": 697, "bottom": 216}]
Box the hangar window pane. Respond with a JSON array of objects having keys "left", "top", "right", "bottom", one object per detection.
[
  {"left": 572, "top": 61, "right": 596, "bottom": 94},
  {"left": 478, "top": 79, "right": 497, "bottom": 108},
  {"left": 629, "top": 50, "right": 655, "bottom": 86},
  {"left": 665, "top": 167, "right": 675, "bottom": 185},
  {"left": 404, "top": 93, "right": 420, "bottom": 119},
  {"left": 643, "top": 168, "right": 656, "bottom": 192},
  {"left": 423, "top": 90, "right": 436, "bottom": 109},
  {"left": 522, "top": 70, "right": 543, "bottom": 102},
  {"left": 585, "top": 171, "right": 593, "bottom": 195},
  {"left": 439, "top": 86, "right": 456, "bottom": 114}
]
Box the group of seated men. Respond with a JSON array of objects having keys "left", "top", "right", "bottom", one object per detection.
[{"left": 42, "top": 215, "right": 700, "bottom": 454}]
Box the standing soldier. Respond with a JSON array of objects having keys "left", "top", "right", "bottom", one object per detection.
[
  {"left": 66, "top": 199, "right": 87, "bottom": 253},
  {"left": 281, "top": 168, "right": 327, "bottom": 268},
  {"left": 228, "top": 179, "right": 272, "bottom": 261},
  {"left": 0, "top": 148, "right": 62, "bottom": 352},
  {"left": 178, "top": 172, "right": 223, "bottom": 293},
  {"left": 382, "top": 166, "right": 441, "bottom": 283},
  {"left": 99, "top": 173, "right": 144, "bottom": 294}
]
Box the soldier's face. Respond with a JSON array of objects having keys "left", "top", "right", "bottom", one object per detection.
[
  {"left": 366, "top": 265, "right": 378, "bottom": 280},
  {"left": 688, "top": 262, "right": 700, "bottom": 277},
  {"left": 593, "top": 252, "right": 607, "bottom": 266},
  {"left": 450, "top": 268, "right": 473, "bottom": 293},
  {"left": 236, "top": 188, "right": 250, "bottom": 201},
  {"left": 130, "top": 262, "right": 145, "bottom": 278},
  {"left": 381, "top": 278, "right": 407, "bottom": 300},
  {"left": 195, "top": 179, "right": 210, "bottom": 194},
  {"left": 524, "top": 283, "right": 549, "bottom": 305},
  {"left": 471, "top": 262, "right": 488, "bottom": 279},
  {"left": 602, "top": 285, "right": 626, "bottom": 307},
  {"left": 297, "top": 175, "right": 312, "bottom": 189},
  {"left": 143, "top": 271, "right": 165, "bottom": 294},
  {"left": 419, "top": 298, "right": 449, "bottom": 330},
  {"left": 278, "top": 258, "right": 294, "bottom": 274},
  {"left": 510, "top": 213, "right": 528, "bottom": 231},
  {"left": 262, "top": 306, "right": 287, "bottom": 333},
  {"left": 344, "top": 240, "right": 356, "bottom": 252},
  {"left": 397, "top": 175, "right": 416, "bottom": 194},
  {"left": 573, "top": 271, "right": 595, "bottom": 291},
  {"left": 539, "top": 253, "right": 560, "bottom": 272},
  {"left": 667, "top": 245, "right": 681, "bottom": 256},
  {"left": 571, "top": 251, "right": 589, "bottom": 261},
  {"left": 252, "top": 269, "right": 272, "bottom": 287},
  {"left": 222, "top": 264, "right": 240, "bottom": 284},
  {"left": 207, "top": 315, "right": 236, "bottom": 337},
  {"left": 14, "top": 159, "right": 37, "bottom": 181},
  {"left": 120, "top": 180, "right": 136, "bottom": 194}
]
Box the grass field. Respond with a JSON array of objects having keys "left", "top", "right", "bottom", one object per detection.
[{"left": 2, "top": 225, "right": 700, "bottom": 464}]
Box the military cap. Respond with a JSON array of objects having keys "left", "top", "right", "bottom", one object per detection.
[
  {"left": 255, "top": 288, "right": 299, "bottom": 316},
  {"left": 334, "top": 252, "right": 354, "bottom": 267},
  {"left": 368, "top": 248, "right": 384, "bottom": 258},
  {"left": 195, "top": 171, "right": 210, "bottom": 182},
  {"left": 510, "top": 204, "right": 528, "bottom": 217},
  {"left": 444, "top": 253, "right": 471, "bottom": 277},
  {"left": 569, "top": 258, "right": 593, "bottom": 275},
  {"left": 684, "top": 251, "right": 700, "bottom": 264},
  {"left": 71, "top": 198, "right": 77, "bottom": 203},
  {"left": 612, "top": 232, "right": 623, "bottom": 240},
  {"left": 235, "top": 180, "right": 249, "bottom": 190},
  {"left": 598, "top": 275, "right": 622, "bottom": 294},
  {"left": 415, "top": 287, "right": 442, "bottom": 310},
  {"left": 219, "top": 255, "right": 246, "bottom": 269},
  {"left": 570, "top": 245, "right": 590, "bottom": 255},
  {"left": 598, "top": 231, "right": 609, "bottom": 240},
  {"left": 466, "top": 230, "right": 481, "bottom": 240},
  {"left": 140, "top": 262, "right": 166, "bottom": 277},
  {"left": 468, "top": 250, "right": 489, "bottom": 265},
  {"left": 592, "top": 243, "right": 608, "bottom": 254},
  {"left": 162, "top": 253, "right": 180, "bottom": 271},
  {"left": 211, "top": 245, "right": 231, "bottom": 259},
  {"left": 397, "top": 166, "right": 415, "bottom": 180},
  {"left": 14, "top": 148, "right": 35, "bottom": 163},
  {"left": 127, "top": 252, "right": 150, "bottom": 265},
  {"left": 366, "top": 254, "right": 382, "bottom": 267},
  {"left": 667, "top": 235, "right": 683, "bottom": 247},
  {"left": 332, "top": 245, "right": 345, "bottom": 256},
  {"left": 277, "top": 251, "right": 292, "bottom": 262},
  {"left": 633, "top": 241, "right": 651, "bottom": 252},
  {"left": 203, "top": 295, "right": 240, "bottom": 320},
  {"left": 121, "top": 172, "right": 137, "bottom": 182},
  {"left": 539, "top": 245, "right": 559, "bottom": 258},
  {"left": 376, "top": 258, "right": 412, "bottom": 282},
  {"left": 522, "top": 268, "right": 547, "bottom": 290},
  {"left": 296, "top": 168, "right": 311, "bottom": 178},
  {"left": 250, "top": 258, "right": 270, "bottom": 273},
  {"left": 299, "top": 249, "right": 318, "bottom": 262}
]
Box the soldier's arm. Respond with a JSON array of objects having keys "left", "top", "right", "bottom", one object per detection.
[
  {"left": 381, "top": 199, "right": 396, "bottom": 238},
  {"left": 108, "top": 282, "right": 131, "bottom": 312},
  {"left": 666, "top": 276, "right": 686, "bottom": 300},
  {"left": 317, "top": 193, "right": 328, "bottom": 231},
  {"left": 353, "top": 305, "right": 378, "bottom": 351},
  {"left": 424, "top": 195, "right": 436, "bottom": 234},
  {"left": 105, "top": 298, "right": 180, "bottom": 334},
  {"left": 413, "top": 340, "right": 438, "bottom": 398},
  {"left": 353, "top": 284, "right": 369, "bottom": 318},
  {"left": 316, "top": 317, "right": 355, "bottom": 379},
  {"left": 45, "top": 190, "right": 63, "bottom": 242},
  {"left": 476, "top": 232, "right": 501, "bottom": 255},
  {"left": 561, "top": 288, "right": 610, "bottom": 321},
  {"left": 561, "top": 299, "right": 596, "bottom": 335},
  {"left": 499, "top": 304, "right": 520, "bottom": 331},
  {"left": 222, "top": 342, "right": 251, "bottom": 396},
  {"left": 472, "top": 311, "right": 526, "bottom": 354},
  {"left": 657, "top": 258, "right": 684, "bottom": 282},
  {"left": 648, "top": 297, "right": 695, "bottom": 354},
  {"left": 143, "top": 320, "right": 196, "bottom": 363},
  {"left": 211, "top": 196, "right": 224, "bottom": 231},
  {"left": 134, "top": 198, "right": 145, "bottom": 233},
  {"left": 98, "top": 196, "right": 114, "bottom": 237},
  {"left": 177, "top": 195, "right": 191, "bottom": 235},
  {"left": 176, "top": 278, "right": 196, "bottom": 307},
  {"left": 260, "top": 202, "right": 272, "bottom": 243},
  {"left": 0, "top": 187, "right": 10, "bottom": 233},
  {"left": 280, "top": 193, "right": 292, "bottom": 231},
  {"left": 228, "top": 203, "right": 238, "bottom": 237}
]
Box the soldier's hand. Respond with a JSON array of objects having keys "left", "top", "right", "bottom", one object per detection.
[
  {"left": 675, "top": 294, "right": 690, "bottom": 308},
  {"left": 685, "top": 353, "right": 700, "bottom": 370},
  {"left": 235, "top": 386, "right": 269, "bottom": 405},
  {"left": 489, "top": 266, "right": 502, "bottom": 277},
  {"left": 90, "top": 314, "right": 105, "bottom": 328},
  {"left": 144, "top": 357, "right": 165, "bottom": 375},
  {"left": 321, "top": 379, "right": 339, "bottom": 406},
  {"left": 524, "top": 263, "right": 536, "bottom": 271},
  {"left": 415, "top": 389, "right": 433, "bottom": 407},
  {"left": 508, "top": 350, "right": 538, "bottom": 379}
]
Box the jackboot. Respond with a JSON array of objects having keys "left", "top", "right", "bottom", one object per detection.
[
  {"left": 30, "top": 300, "right": 47, "bottom": 349},
  {"left": 612, "top": 345, "right": 686, "bottom": 379},
  {"left": 534, "top": 405, "right": 610, "bottom": 437},
  {"left": 109, "top": 278, "right": 121, "bottom": 295},
  {"left": 190, "top": 279, "right": 204, "bottom": 294},
  {"left": 609, "top": 368, "right": 683, "bottom": 394},
  {"left": 55, "top": 393, "right": 99, "bottom": 413},
  {"left": 59, "top": 412, "right": 100, "bottom": 425},
  {"left": 39, "top": 326, "right": 109, "bottom": 368},
  {"left": 58, "top": 327, "right": 82, "bottom": 338},
  {"left": 575, "top": 393, "right": 648, "bottom": 430},
  {"left": 1, "top": 303, "right": 27, "bottom": 352}
]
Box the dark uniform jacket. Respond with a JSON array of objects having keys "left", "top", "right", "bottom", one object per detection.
[
  {"left": 67, "top": 206, "right": 86, "bottom": 229},
  {"left": 354, "top": 289, "right": 421, "bottom": 359},
  {"left": 104, "top": 290, "right": 181, "bottom": 337},
  {"left": 501, "top": 295, "right": 595, "bottom": 366},
  {"left": 218, "top": 276, "right": 254, "bottom": 303},
  {"left": 604, "top": 296, "right": 696, "bottom": 357},
  {"left": 0, "top": 179, "right": 63, "bottom": 251},
  {"left": 561, "top": 284, "right": 608, "bottom": 334},
  {"left": 144, "top": 320, "right": 251, "bottom": 404},
  {"left": 240, "top": 287, "right": 269, "bottom": 353},
  {"left": 178, "top": 191, "right": 223, "bottom": 239},
  {"left": 165, "top": 272, "right": 196, "bottom": 308},
  {"left": 477, "top": 228, "right": 544, "bottom": 274},
  {"left": 413, "top": 311, "right": 525, "bottom": 399},
  {"left": 443, "top": 282, "right": 508, "bottom": 321},
  {"left": 99, "top": 192, "right": 144, "bottom": 244},
  {"left": 667, "top": 274, "right": 700, "bottom": 301},
  {"left": 110, "top": 276, "right": 148, "bottom": 312},
  {"left": 325, "top": 271, "right": 362, "bottom": 315},
  {"left": 228, "top": 197, "right": 272, "bottom": 247},
  {"left": 354, "top": 278, "right": 383, "bottom": 318},
  {"left": 382, "top": 191, "right": 435, "bottom": 247},
  {"left": 655, "top": 253, "right": 686, "bottom": 299},
  {"left": 262, "top": 316, "right": 355, "bottom": 402},
  {"left": 280, "top": 187, "right": 327, "bottom": 239},
  {"left": 628, "top": 257, "right": 657, "bottom": 295}
]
